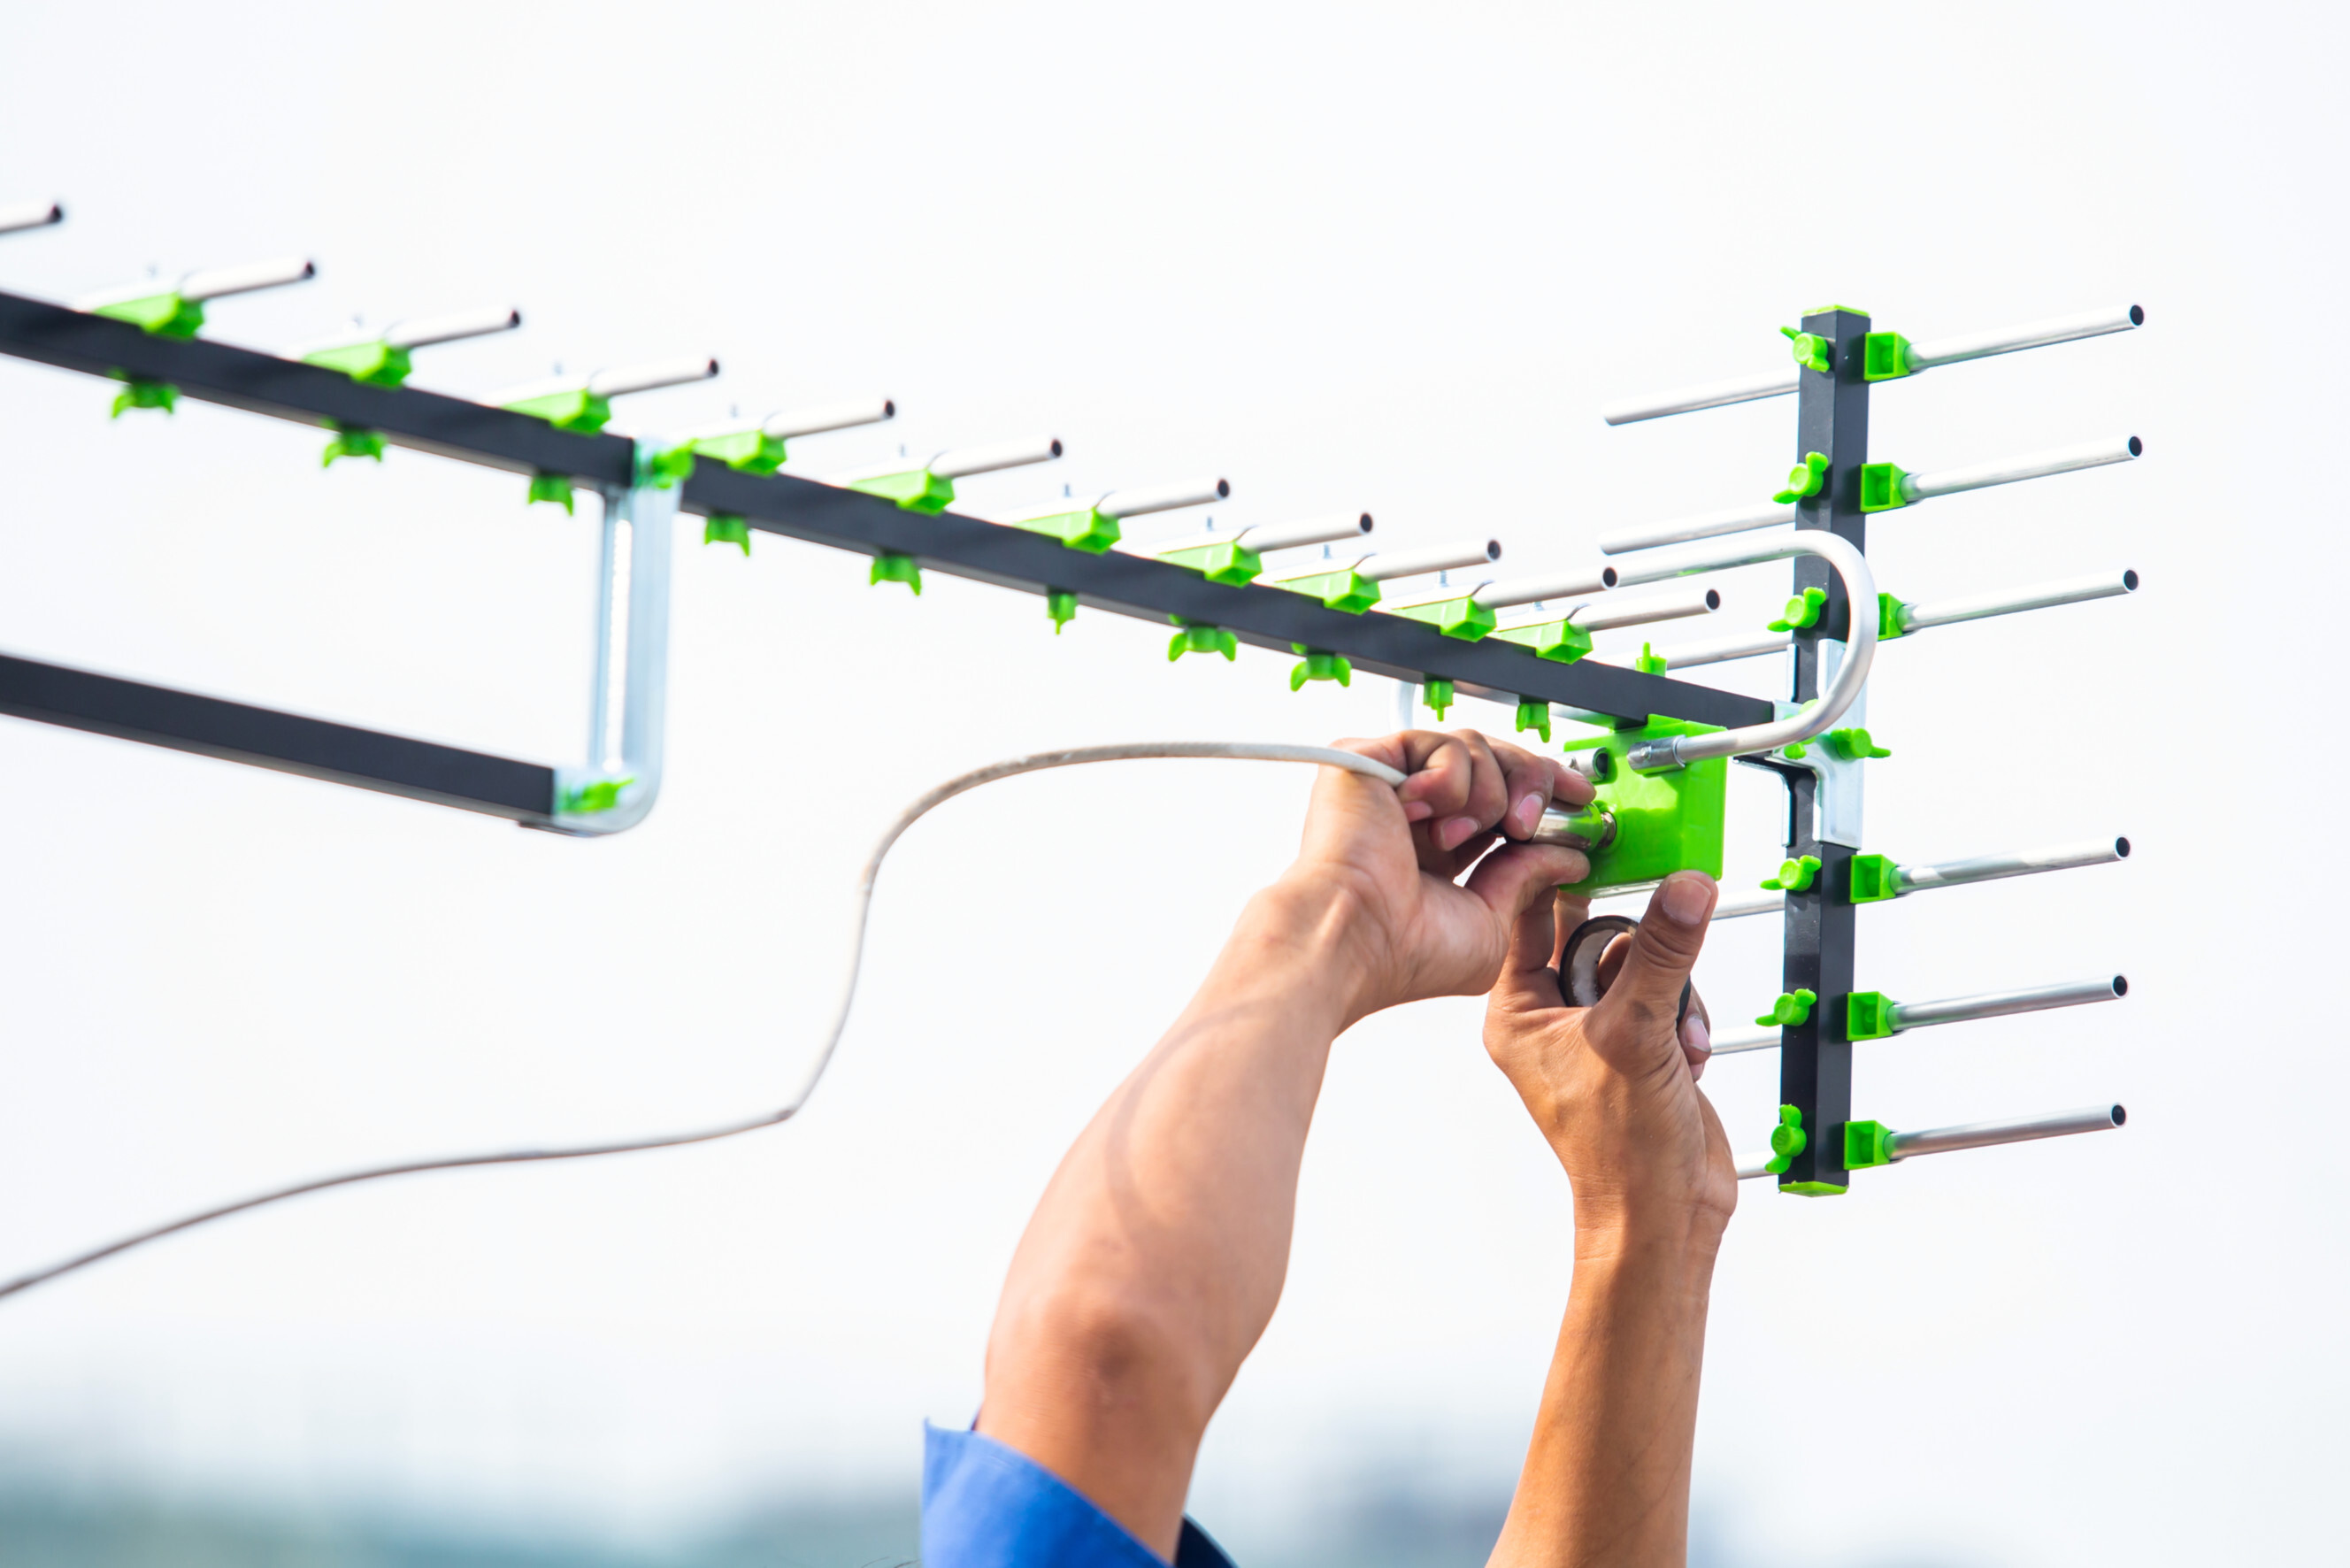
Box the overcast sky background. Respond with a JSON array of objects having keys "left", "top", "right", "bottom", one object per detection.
[{"left": 1, "top": 3, "right": 2341, "bottom": 1564}]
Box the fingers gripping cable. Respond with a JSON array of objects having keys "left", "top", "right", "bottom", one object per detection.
[{"left": 0, "top": 742, "right": 1408, "bottom": 1304}]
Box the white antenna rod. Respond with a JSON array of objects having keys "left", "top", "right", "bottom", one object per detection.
[{"left": 0, "top": 199, "right": 64, "bottom": 236}]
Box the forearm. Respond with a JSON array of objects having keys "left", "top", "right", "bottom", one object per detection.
[
  {"left": 978, "top": 876, "right": 1367, "bottom": 1553},
  {"left": 1489, "top": 1224, "right": 1722, "bottom": 1568}
]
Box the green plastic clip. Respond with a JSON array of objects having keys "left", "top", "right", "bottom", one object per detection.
[
  {"left": 704, "top": 513, "right": 751, "bottom": 555},
  {"left": 1772, "top": 450, "right": 1831, "bottom": 505},
  {"left": 557, "top": 775, "right": 634, "bottom": 814},
  {"left": 108, "top": 374, "right": 178, "bottom": 418},
  {"left": 849, "top": 468, "right": 956, "bottom": 515},
  {"left": 301, "top": 339, "right": 414, "bottom": 388},
  {"left": 1858, "top": 462, "right": 1910, "bottom": 512},
  {"left": 1824, "top": 726, "right": 1891, "bottom": 761},
  {"left": 93, "top": 291, "right": 205, "bottom": 339},
  {"left": 1780, "top": 327, "right": 1832, "bottom": 376},
  {"left": 1761, "top": 855, "right": 1820, "bottom": 893},
  {"left": 1634, "top": 642, "right": 1668, "bottom": 674},
  {"left": 1491, "top": 618, "right": 1594, "bottom": 665},
  {"left": 1845, "top": 1119, "right": 1894, "bottom": 1169},
  {"left": 1846, "top": 991, "right": 1897, "bottom": 1040},
  {"left": 1514, "top": 698, "right": 1551, "bottom": 743},
  {"left": 1763, "top": 1105, "right": 1809, "bottom": 1174},
  {"left": 321, "top": 423, "right": 385, "bottom": 466},
  {"left": 1755, "top": 988, "right": 1817, "bottom": 1029},
  {"left": 1391, "top": 595, "right": 1498, "bottom": 642},
  {"left": 1862, "top": 332, "right": 1914, "bottom": 381},
  {"left": 636, "top": 442, "right": 697, "bottom": 490},
  {"left": 1289, "top": 646, "right": 1352, "bottom": 689},
  {"left": 503, "top": 387, "right": 613, "bottom": 436},
  {"left": 1157, "top": 539, "right": 1263, "bottom": 587},
  {"left": 1168, "top": 619, "right": 1237, "bottom": 661},
  {"left": 1047, "top": 589, "right": 1078, "bottom": 633},
  {"left": 1272, "top": 567, "right": 1381, "bottom": 614},
  {"left": 1877, "top": 591, "right": 1909, "bottom": 641},
  {"left": 526, "top": 472, "right": 575, "bottom": 514},
  {"left": 1848, "top": 853, "right": 1899, "bottom": 903},
  {"left": 1008, "top": 506, "right": 1121, "bottom": 553},
  {"left": 1423, "top": 678, "right": 1455, "bottom": 720},
  {"left": 690, "top": 428, "right": 789, "bottom": 475},
  {"left": 1769, "top": 586, "right": 1827, "bottom": 633},
  {"left": 871, "top": 551, "right": 922, "bottom": 594}
]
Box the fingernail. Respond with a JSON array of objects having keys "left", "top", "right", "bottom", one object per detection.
[
  {"left": 1438, "top": 815, "right": 1480, "bottom": 850},
  {"left": 1661, "top": 873, "right": 1713, "bottom": 926},
  {"left": 1515, "top": 792, "right": 1543, "bottom": 836},
  {"left": 1680, "top": 1013, "right": 1711, "bottom": 1056}
]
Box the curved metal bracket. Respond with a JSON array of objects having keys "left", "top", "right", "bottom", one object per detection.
[{"left": 548, "top": 441, "right": 677, "bottom": 836}]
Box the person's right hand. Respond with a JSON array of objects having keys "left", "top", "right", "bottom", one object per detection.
[{"left": 1481, "top": 871, "right": 1739, "bottom": 1235}]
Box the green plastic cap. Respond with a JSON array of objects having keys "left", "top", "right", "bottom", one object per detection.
[
  {"left": 704, "top": 513, "right": 751, "bottom": 555},
  {"left": 1764, "top": 1105, "right": 1808, "bottom": 1173},
  {"left": 1825, "top": 726, "right": 1891, "bottom": 761},
  {"left": 1780, "top": 327, "right": 1832, "bottom": 376},
  {"left": 321, "top": 425, "right": 386, "bottom": 466},
  {"left": 1167, "top": 619, "right": 1238, "bottom": 662},
  {"left": 870, "top": 550, "right": 923, "bottom": 594},
  {"left": 1634, "top": 642, "right": 1668, "bottom": 675},
  {"left": 1288, "top": 645, "right": 1353, "bottom": 689},
  {"left": 849, "top": 468, "right": 957, "bottom": 515},
  {"left": 1768, "top": 586, "right": 1828, "bottom": 634},
  {"left": 109, "top": 376, "right": 179, "bottom": 418},
  {"left": 1423, "top": 678, "right": 1456, "bottom": 720},
  {"left": 1514, "top": 698, "right": 1552, "bottom": 743},
  {"left": 1760, "top": 854, "right": 1820, "bottom": 893},
  {"left": 1858, "top": 462, "right": 1910, "bottom": 512},
  {"left": 1847, "top": 852, "right": 1900, "bottom": 903},
  {"left": 1844, "top": 1119, "right": 1894, "bottom": 1169},
  {"left": 1047, "top": 588, "right": 1078, "bottom": 633},
  {"left": 526, "top": 471, "right": 575, "bottom": 514},
  {"left": 1847, "top": 990, "right": 1897, "bottom": 1040},
  {"left": 1862, "top": 332, "right": 1915, "bottom": 381},
  {"left": 1876, "top": 591, "right": 1909, "bottom": 641}
]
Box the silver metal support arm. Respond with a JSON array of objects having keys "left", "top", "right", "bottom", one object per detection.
[
  {"left": 1609, "top": 531, "right": 1878, "bottom": 770},
  {"left": 550, "top": 443, "right": 679, "bottom": 835},
  {"left": 1896, "top": 569, "right": 2138, "bottom": 633},
  {"left": 1895, "top": 836, "right": 2130, "bottom": 895},
  {"left": 1886, "top": 974, "right": 2126, "bottom": 1032}
]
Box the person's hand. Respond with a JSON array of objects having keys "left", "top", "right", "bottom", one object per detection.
[
  {"left": 1275, "top": 728, "right": 1594, "bottom": 1023},
  {"left": 1483, "top": 872, "right": 1739, "bottom": 1236}
]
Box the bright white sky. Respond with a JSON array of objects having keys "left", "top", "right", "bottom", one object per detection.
[{"left": 0, "top": 3, "right": 2341, "bottom": 1563}]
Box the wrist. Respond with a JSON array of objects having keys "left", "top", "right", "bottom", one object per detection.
[{"left": 1230, "top": 871, "right": 1388, "bottom": 1030}]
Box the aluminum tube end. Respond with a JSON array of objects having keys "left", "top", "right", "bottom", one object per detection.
[
  {"left": 1734, "top": 1152, "right": 1777, "bottom": 1180},
  {"left": 0, "top": 199, "right": 65, "bottom": 235},
  {"left": 1570, "top": 585, "right": 1720, "bottom": 634},
  {"left": 1888, "top": 1103, "right": 2126, "bottom": 1163},
  {"left": 1472, "top": 565, "right": 1617, "bottom": 609},
  {"left": 1097, "top": 477, "right": 1228, "bottom": 519},
  {"left": 179, "top": 256, "right": 317, "bottom": 302},
  {"left": 587, "top": 357, "right": 721, "bottom": 398},
  {"left": 764, "top": 397, "right": 895, "bottom": 440},
  {"left": 1231, "top": 512, "right": 1373, "bottom": 554},
  {"left": 382, "top": 306, "right": 522, "bottom": 350},
  {"left": 1356, "top": 538, "right": 1503, "bottom": 583},
  {"left": 930, "top": 436, "right": 1063, "bottom": 480}
]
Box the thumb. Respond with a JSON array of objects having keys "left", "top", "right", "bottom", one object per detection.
[{"left": 1600, "top": 872, "right": 1717, "bottom": 1022}]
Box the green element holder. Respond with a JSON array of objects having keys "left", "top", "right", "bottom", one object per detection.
[
  {"left": 1824, "top": 726, "right": 1891, "bottom": 761},
  {"left": 1010, "top": 507, "right": 1122, "bottom": 554},
  {"left": 1560, "top": 717, "right": 1728, "bottom": 895},
  {"left": 1634, "top": 642, "right": 1668, "bottom": 674},
  {"left": 690, "top": 427, "right": 788, "bottom": 474},
  {"left": 1781, "top": 327, "right": 1832, "bottom": 375},
  {"left": 1877, "top": 590, "right": 1909, "bottom": 640},
  {"left": 1274, "top": 568, "right": 1380, "bottom": 614},
  {"left": 1168, "top": 619, "right": 1237, "bottom": 661},
  {"left": 1755, "top": 988, "right": 1818, "bottom": 1029},
  {"left": 704, "top": 513, "right": 751, "bottom": 555},
  {"left": 1781, "top": 1179, "right": 1850, "bottom": 1196},
  {"left": 1858, "top": 461, "right": 1910, "bottom": 512},
  {"left": 1289, "top": 646, "right": 1352, "bottom": 689},
  {"left": 1764, "top": 1105, "right": 1809, "bottom": 1173},
  {"left": 1423, "top": 678, "right": 1455, "bottom": 720},
  {"left": 93, "top": 291, "right": 205, "bottom": 339},
  {"left": 1761, "top": 854, "right": 1820, "bottom": 893},
  {"left": 301, "top": 339, "right": 414, "bottom": 388},
  {"left": 1769, "top": 586, "right": 1827, "bottom": 633},
  {"left": 1392, "top": 596, "right": 1498, "bottom": 642},
  {"left": 636, "top": 442, "right": 696, "bottom": 490},
  {"left": 108, "top": 374, "right": 178, "bottom": 417},
  {"left": 1491, "top": 617, "right": 1594, "bottom": 664},
  {"left": 1772, "top": 450, "right": 1831, "bottom": 505},
  {"left": 1514, "top": 699, "right": 1551, "bottom": 743},
  {"left": 1862, "top": 331, "right": 1915, "bottom": 381},
  {"left": 849, "top": 468, "right": 956, "bottom": 514},
  {"left": 526, "top": 471, "right": 575, "bottom": 514},
  {"left": 871, "top": 551, "right": 923, "bottom": 594},
  {"left": 1847, "top": 852, "right": 1899, "bottom": 903},
  {"left": 558, "top": 775, "right": 634, "bottom": 814},
  {"left": 1845, "top": 1119, "right": 1894, "bottom": 1169},
  {"left": 320, "top": 423, "right": 385, "bottom": 466},
  {"left": 1157, "top": 539, "right": 1263, "bottom": 586},
  {"left": 1847, "top": 991, "right": 1897, "bottom": 1040},
  {"left": 1047, "top": 589, "right": 1078, "bottom": 633},
  {"left": 503, "top": 387, "right": 614, "bottom": 435}
]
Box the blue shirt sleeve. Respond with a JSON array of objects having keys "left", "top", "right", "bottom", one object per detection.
[{"left": 921, "top": 1423, "right": 1236, "bottom": 1568}]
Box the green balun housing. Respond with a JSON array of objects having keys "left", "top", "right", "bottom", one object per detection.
[{"left": 1560, "top": 717, "right": 1727, "bottom": 896}]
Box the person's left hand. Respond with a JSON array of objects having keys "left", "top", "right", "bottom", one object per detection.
[{"left": 1279, "top": 728, "right": 1595, "bottom": 1022}]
